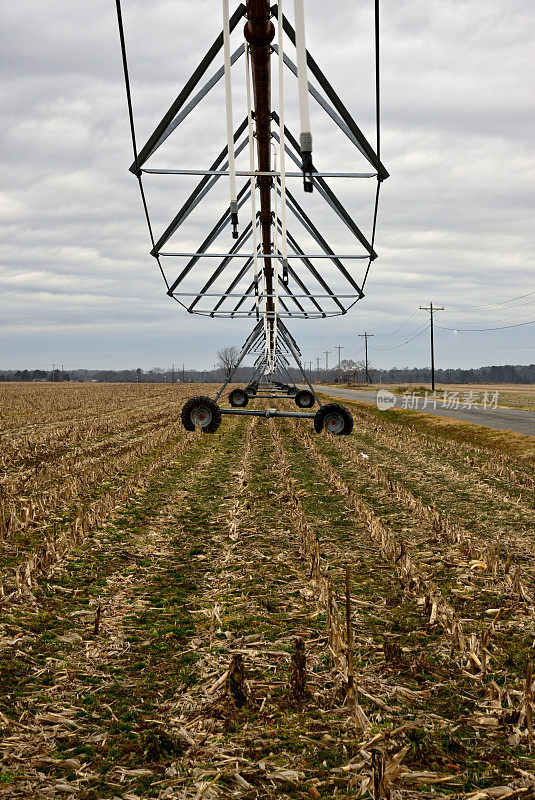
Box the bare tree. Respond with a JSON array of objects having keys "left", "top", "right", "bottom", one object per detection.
[
  {"left": 217, "top": 346, "right": 240, "bottom": 381},
  {"left": 340, "top": 358, "right": 361, "bottom": 383},
  {"left": 356, "top": 359, "right": 375, "bottom": 383}
]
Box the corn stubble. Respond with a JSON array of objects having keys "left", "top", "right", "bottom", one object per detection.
[{"left": 0, "top": 384, "right": 534, "bottom": 799}]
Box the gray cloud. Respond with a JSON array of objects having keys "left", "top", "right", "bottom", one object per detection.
[{"left": 0, "top": 0, "right": 533, "bottom": 371}]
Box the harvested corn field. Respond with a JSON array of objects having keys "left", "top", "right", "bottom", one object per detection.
[{"left": 1, "top": 383, "right": 534, "bottom": 799}]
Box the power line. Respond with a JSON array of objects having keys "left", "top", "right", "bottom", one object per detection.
[
  {"left": 373, "top": 323, "right": 430, "bottom": 352},
  {"left": 446, "top": 290, "right": 535, "bottom": 311},
  {"left": 437, "top": 318, "right": 535, "bottom": 332},
  {"left": 447, "top": 298, "right": 535, "bottom": 314},
  {"left": 440, "top": 307, "right": 535, "bottom": 326},
  {"left": 374, "top": 309, "right": 420, "bottom": 338},
  {"left": 365, "top": 289, "right": 534, "bottom": 344}
]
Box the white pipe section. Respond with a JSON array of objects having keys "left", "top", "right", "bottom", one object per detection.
[
  {"left": 222, "top": 0, "right": 238, "bottom": 229},
  {"left": 277, "top": 0, "right": 289, "bottom": 270},
  {"left": 272, "top": 148, "right": 278, "bottom": 259},
  {"left": 264, "top": 313, "right": 269, "bottom": 359},
  {"left": 293, "top": 0, "right": 311, "bottom": 137},
  {"left": 271, "top": 147, "right": 280, "bottom": 363},
  {"left": 272, "top": 146, "right": 280, "bottom": 327},
  {"left": 244, "top": 45, "right": 260, "bottom": 312}
]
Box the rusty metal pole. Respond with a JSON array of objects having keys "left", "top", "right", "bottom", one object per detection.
[{"left": 244, "top": 0, "right": 276, "bottom": 354}]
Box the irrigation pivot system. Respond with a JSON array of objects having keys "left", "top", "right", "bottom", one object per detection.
[{"left": 116, "top": 0, "right": 387, "bottom": 434}]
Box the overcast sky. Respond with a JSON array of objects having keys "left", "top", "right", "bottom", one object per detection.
[{"left": 1, "top": 0, "right": 533, "bottom": 372}]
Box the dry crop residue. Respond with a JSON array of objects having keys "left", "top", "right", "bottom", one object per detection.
[{"left": 0, "top": 383, "right": 534, "bottom": 799}]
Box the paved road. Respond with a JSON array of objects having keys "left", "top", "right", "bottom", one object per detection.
[{"left": 313, "top": 386, "right": 535, "bottom": 437}]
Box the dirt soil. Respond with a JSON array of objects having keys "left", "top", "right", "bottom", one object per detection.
[{"left": 1, "top": 383, "right": 534, "bottom": 799}]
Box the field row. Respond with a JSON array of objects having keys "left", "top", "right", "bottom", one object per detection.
[{"left": 0, "top": 387, "right": 534, "bottom": 798}]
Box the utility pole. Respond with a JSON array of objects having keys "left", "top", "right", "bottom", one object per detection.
[
  {"left": 335, "top": 345, "right": 343, "bottom": 380},
  {"left": 358, "top": 332, "right": 374, "bottom": 384},
  {"left": 171, "top": 363, "right": 175, "bottom": 383},
  {"left": 52, "top": 364, "right": 55, "bottom": 382},
  {"left": 182, "top": 363, "right": 185, "bottom": 383},
  {"left": 316, "top": 356, "right": 320, "bottom": 379},
  {"left": 323, "top": 350, "right": 330, "bottom": 379},
  {"left": 419, "top": 302, "right": 445, "bottom": 391}
]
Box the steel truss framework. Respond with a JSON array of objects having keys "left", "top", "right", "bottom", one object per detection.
[
  {"left": 214, "top": 318, "right": 319, "bottom": 401},
  {"left": 116, "top": 0, "right": 386, "bottom": 431}
]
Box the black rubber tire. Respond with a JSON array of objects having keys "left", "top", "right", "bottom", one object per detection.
[
  {"left": 245, "top": 384, "right": 257, "bottom": 397},
  {"left": 181, "top": 396, "right": 222, "bottom": 433},
  {"left": 295, "top": 389, "right": 315, "bottom": 409},
  {"left": 287, "top": 386, "right": 298, "bottom": 397},
  {"left": 229, "top": 388, "right": 249, "bottom": 408},
  {"left": 313, "top": 403, "right": 353, "bottom": 435}
]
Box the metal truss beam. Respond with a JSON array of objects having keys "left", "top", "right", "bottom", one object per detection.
[
  {"left": 152, "top": 118, "right": 249, "bottom": 257},
  {"left": 142, "top": 168, "right": 375, "bottom": 178},
  {"left": 166, "top": 182, "right": 251, "bottom": 295},
  {"left": 271, "top": 4, "right": 389, "bottom": 180},
  {"left": 271, "top": 115, "right": 376, "bottom": 258},
  {"left": 188, "top": 220, "right": 254, "bottom": 311},
  {"left": 214, "top": 319, "right": 263, "bottom": 401},
  {"left": 211, "top": 256, "right": 256, "bottom": 314},
  {"left": 282, "top": 185, "right": 365, "bottom": 298},
  {"left": 272, "top": 44, "right": 372, "bottom": 164},
  {"left": 131, "top": 3, "right": 246, "bottom": 172}
]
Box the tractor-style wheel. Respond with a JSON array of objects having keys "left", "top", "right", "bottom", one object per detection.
[
  {"left": 229, "top": 388, "right": 249, "bottom": 407},
  {"left": 295, "top": 389, "right": 315, "bottom": 408},
  {"left": 245, "top": 384, "right": 257, "bottom": 397},
  {"left": 313, "top": 403, "right": 353, "bottom": 435},
  {"left": 287, "top": 386, "right": 298, "bottom": 397},
  {"left": 181, "top": 396, "right": 222, "bottom": 433}
]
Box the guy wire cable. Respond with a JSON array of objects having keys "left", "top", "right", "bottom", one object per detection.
[
  {"left": 114, "top": 0, "right": 170, "bottom": 290},
  {"left": 361, "top": 0, "right": 382, "bottom": 293}
]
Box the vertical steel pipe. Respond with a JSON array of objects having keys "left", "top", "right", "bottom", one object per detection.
[{"left": 244, "top": 0, "right": 275, "bottom": 350}]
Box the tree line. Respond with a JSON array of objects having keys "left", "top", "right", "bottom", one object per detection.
[
  {"left": 1, "top": 362, "right": 533, "bottom": 384},
  {"left": 368, "top": 363, "right": 535, "bottom": 385}
]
